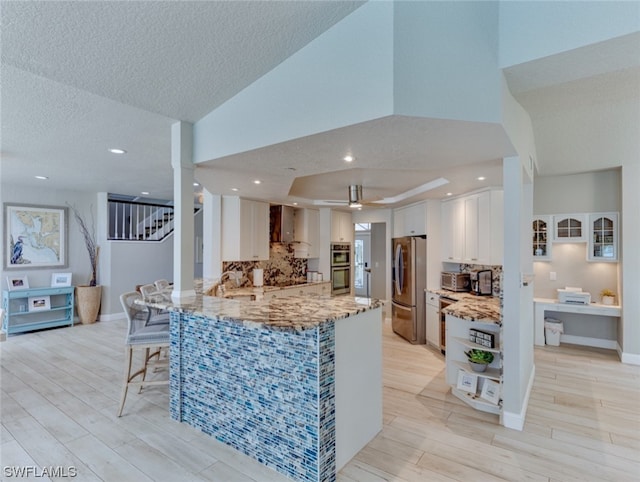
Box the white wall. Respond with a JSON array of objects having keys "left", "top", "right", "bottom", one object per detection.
[
  {"left": 1, "top": 185, "right": 98, "bottom": 292},
  {"left": 533, "top": 170, "right": 621, "bottom": 302},
  {"left": 499, "top": 1, "right": 640, "bottom": 67},
  {"left": 193, "top": 1, "right": 394, "bottom": 162},
  {"left": 1, "top": 185, "right": 176, "bottom": 319},
  {"left": 394, "top": 1, "right": 501, "bottom": 123}
]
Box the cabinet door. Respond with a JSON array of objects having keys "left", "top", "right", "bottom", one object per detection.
[
  {"left": 332, "top": 211, "right": 353, "bottom": 243},
  {"left": 532, "top": 215, "right": 552, "bottom": 261},
  {"left": 442, "top": 198, "right": 464, "bottom": 262},
  {"left": 553, "top": 214, "right": 586, "bottom": 242},
  {"left": 588, "top": 212, "right": 617, "bottom": 261},
  {"left": 252, "top": 201, "right": 270, "bottom": 260},
  {"left": 394, "top": 203, "right": 426, "bottom": 237},
  {"left": 464, "top": 195, "right": 479, "bottom": 263},
  {"left": 307, "top": 209, "right": 320, "bottom": 258},
  {"left": 425, "top": 293, "right": 440, "bottom": 348},
  {"left": 238, "top": 199, "right": 254, "bottom": 260}
]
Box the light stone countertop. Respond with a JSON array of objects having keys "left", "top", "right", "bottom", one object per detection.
[
  {"left": 428, "top": 289, "right": 502, "bottom": 324},
  {"left": 139, "top": 279, "right": 383, "bottom": 331}
]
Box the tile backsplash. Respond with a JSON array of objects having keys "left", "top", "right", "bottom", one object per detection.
[
  {"left": 222, "top": 243, "right": 308, "bottom": 287},
  {"left": 458, "top": 264, "right": 503, "bottom": 297}
]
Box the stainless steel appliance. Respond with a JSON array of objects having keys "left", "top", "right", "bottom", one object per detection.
[
  {"left": 440, "top": 271, "right": 471, "bottom": 292},
  {"left": 439, "top": 295, "right": 456, "bottom": 353},
  {"left": 392, "top": 236, "right": 427, "bottom": 344},
  {"left": 470, "top": 269, "right": 492, "bottom": 296},
  {"left": 331, "top": 242, "right": 351, "bottom": 295}
]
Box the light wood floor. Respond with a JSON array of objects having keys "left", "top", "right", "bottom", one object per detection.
[{"left": 1, "top": 319, "right": 638, "bottom": 481}]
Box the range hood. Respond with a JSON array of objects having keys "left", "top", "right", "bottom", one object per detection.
[{"left": 270, "top": 205, "right": 294, "bottom": 244}]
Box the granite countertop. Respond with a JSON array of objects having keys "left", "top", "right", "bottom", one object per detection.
[
  {"left": 428, "top": 289, "right": 501, "bottom": 324},
  {"left": 140, "top": 279, "right": 383, "bottom": 331}
]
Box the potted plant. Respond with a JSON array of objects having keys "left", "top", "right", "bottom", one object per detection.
[
  {"left": 464, "top": 349, "right": 494, "bottom": 373},
  {"left": 600, "top": 289, "right": 615, "bottom": 305},
  {"left": 69, "top": 205, "right": 101, "bottom": 324}
]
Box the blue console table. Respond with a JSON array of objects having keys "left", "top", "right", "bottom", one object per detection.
[{"left": 2, "top": 286, "right": 75, "bottom": 336}]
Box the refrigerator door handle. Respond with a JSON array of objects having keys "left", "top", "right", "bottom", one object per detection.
[
  {"left": 395, "top": 244, "right": 403, "bottom": 295},
  {"left": 392, "top": 301, "right": 412, "bottom": 312}
]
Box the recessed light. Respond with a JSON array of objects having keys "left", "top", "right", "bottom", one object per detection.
[
  {"left": 293, "top": 202, "right": 298, "bottom": 206},
  {"left": 141, "top": 191, "right": 149, "bottom": 195},
  {"left": 343, "top": 155, "right": 354, "bottom": 162},
  {"left": 231, "top": 188, "right": 239, "bottom": 192},
  {"left": 108, "top": 148, "right": 127, "bottom": 154},
  {"left": 253, "top": 180, "right": 261, "bottom": 185},
  {"left": 446, "top": 192, "right": 453, "bottom": 196},
  {"left": 193, "top": 182, "right": 200, "bottom": 187},
  {"left": 477, "top": 176, "right": 486, "bottom": 181},
  {"left": 35, "top": 175, "right": 48, "bottom": 180}
]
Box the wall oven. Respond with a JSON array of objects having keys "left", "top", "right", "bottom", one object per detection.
[
  {"left": 331, "top": 265, "right": 351, "bottom": 295},
  {"left": 331, "top": 243, "right": 351, "bottom": 267},
  {"left": 330, "top": 242, "right": 351, "bottom": 295}
]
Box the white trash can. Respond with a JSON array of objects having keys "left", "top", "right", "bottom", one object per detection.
[{"left": 544, "top": 318, "right": 563, "bottom": 346}]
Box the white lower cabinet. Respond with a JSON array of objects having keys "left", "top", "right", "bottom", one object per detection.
[
  {"left": 445, "top": 314, "right": 502, "bottom": 415},
  {"left": 425, "top": 291, "right": 440, "bottom": 349}
]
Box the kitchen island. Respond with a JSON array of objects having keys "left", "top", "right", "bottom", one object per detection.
[{"left": 143, "top": 284, "right": 384, "bottom": 482}]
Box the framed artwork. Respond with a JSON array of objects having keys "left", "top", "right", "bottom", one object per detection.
[
  {"left": 7, "top": 276, "right": 29, "bottom": 290},
  {"left": 4, "top": 204, "right": 68, "bottom": 270},
  {"left": 480, "top": 379, "right": 501, "bottom": 405},
  {"left": 456, "top": 369, "right": 478, "bottom": 394},
  {"left": 28, "top": 295, "right": 51, "bottom": 312},
  {"left": 51, "top": 272, "right": 72, "bottom": 287}
]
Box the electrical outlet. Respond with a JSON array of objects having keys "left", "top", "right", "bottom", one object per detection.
[{"left": 549, "top": 271, "right": 557, "bottom": 281}]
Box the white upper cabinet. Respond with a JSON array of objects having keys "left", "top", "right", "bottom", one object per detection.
[
  {"left": 331, "top": 210, "right": 353, "bottom": 243},
  {"left": 553, "top": 214, "right": 587, "bottom": 242},
  {"left": 588, "top": 212, "right": 618, "bottom": 262},
  {"left": 393, "top": 202, "right": 427, "bottom": 237},
  {"left": 293, "top": 208, "right": 320, "bottom": 258},
  {"left": 221, "top": 196, "right": 270, "bottom": 261},
  {"left": 442, "top": 198, "right": 464, "bottom": 262},
  {"left": 532, "top": 215, "right": 552, "bottom": 261},
  {"left": 441, "top": 189, "right": 503, "bottom": 265}
]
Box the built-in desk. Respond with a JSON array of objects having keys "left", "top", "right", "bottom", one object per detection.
[{"left": 534, "top": 298, "right": 621, "bottom": 349}]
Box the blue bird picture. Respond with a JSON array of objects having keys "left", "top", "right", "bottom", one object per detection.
[{"left": 11, "top": 235, "right": 24, "bottom": 264}]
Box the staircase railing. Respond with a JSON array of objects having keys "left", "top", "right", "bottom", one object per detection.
[{"left": 108, "top": 200, "right": 175, "bottom": 241}]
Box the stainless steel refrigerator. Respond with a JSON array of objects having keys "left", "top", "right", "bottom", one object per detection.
[{"left": 392, "top": 236, "right": 427, "bottom": 344}]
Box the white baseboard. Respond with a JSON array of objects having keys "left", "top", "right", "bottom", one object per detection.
[
  {"left": 560, "top": 334, "right": 617, "bottom": 350},
  {"left": 98, "top": 312, "right": 125, "bottom": 322},
  {"left": 619, "top": 349, "right": 640, "bottom": 366},
  {"left": 502, "top": 364, "right": 535, "bottom": 432}
]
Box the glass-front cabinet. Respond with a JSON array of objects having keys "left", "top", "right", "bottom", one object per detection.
[
  {"left": 532, "top": 215, "right": 552, "bottom": 261},
  {"left": 553, "top": 214, "right": 587, "bottom": 242},
  {"left": 588, "top": 212, "right": 618, "bottom": 261}
]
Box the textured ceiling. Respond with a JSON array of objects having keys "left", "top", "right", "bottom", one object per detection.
[{"left": 1, "top": 2, "right": 637, "bottom": 206}]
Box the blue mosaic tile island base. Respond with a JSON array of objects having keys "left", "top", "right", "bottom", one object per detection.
[
  {"left": 147, "top": 287, "right": 383, "bottom": 482},
  {"left": 171, "top": 312, "right": 335, "bottom": 481}
]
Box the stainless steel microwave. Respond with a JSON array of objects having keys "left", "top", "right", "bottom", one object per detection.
[{"left": 441, "top": 272, "right": 471, "bottom": 292}]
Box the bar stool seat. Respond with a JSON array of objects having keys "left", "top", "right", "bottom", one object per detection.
[{"left": 118, "top": 291, "right": 170, "bottom": 417}]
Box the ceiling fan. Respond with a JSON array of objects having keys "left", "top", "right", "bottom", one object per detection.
[
  {"left": 313, "top": 178, "right": 450, "bottom": 208},
  {"left": 314, "top": 185, "right": 381, "bottom": 208}
]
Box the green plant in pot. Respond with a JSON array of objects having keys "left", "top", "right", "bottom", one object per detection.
[
  {"left": 465, "top": 349, "right": 494, "bottom": 373},
  {"left": 69, "top": 204, "right": 101, "bottom": 324}
]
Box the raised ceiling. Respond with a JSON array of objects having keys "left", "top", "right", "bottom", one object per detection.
[{"left": 1, "top": 2, "right": 637, "bottom": 206}]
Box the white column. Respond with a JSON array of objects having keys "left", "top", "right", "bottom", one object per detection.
[
  {"left": 171, "top": 121, "right": 196, "bottom": 300},
  {"left": 202, "top": 189, "right": 222, "bottom": 279}
]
